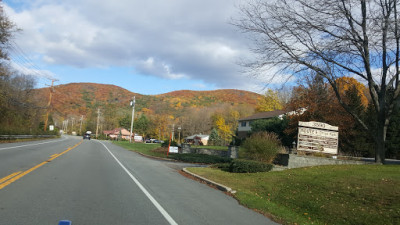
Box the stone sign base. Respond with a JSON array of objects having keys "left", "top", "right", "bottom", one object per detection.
[
  {"left": 274, "top": 154, "right": 373, "bottom": 169},
  {"left": 180, "top": 144, "right": 238, "bottom": 158}
]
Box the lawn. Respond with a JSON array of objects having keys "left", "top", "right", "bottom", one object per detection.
[
  {"left": 112, "top": 141, "right": 164, "bottom": 157},
  {"left": 187, "top": 165, "right": 400, "bottom": 225}
]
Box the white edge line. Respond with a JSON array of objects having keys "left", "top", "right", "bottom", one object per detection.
[
  {"left": 0, "top": 136, "right": 67, "bottom": 151},
  {"left": 98, "top": 141, "right": 178, "bottom": 225}
]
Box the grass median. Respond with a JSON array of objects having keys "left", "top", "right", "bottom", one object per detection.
[
  {"left": 187, "top": 165, "right": 400, "bottom": 225},
  {"left": 112, "top": 141, "right": 164, "bottom": 157}
]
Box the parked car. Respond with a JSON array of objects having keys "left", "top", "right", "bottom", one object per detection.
[{"left": 145, "top": 139, "right": 152, "bottom": 143}]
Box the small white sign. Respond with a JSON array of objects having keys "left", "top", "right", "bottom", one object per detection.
[
  {"left": 134, "top": 136, "right": 143, "bottom": 142},
  {"left": 49, "top": 125, "right": 54, "bottom": 131},
  {"left": 169, "top": 146, "right": 179, "bottom": 153}
]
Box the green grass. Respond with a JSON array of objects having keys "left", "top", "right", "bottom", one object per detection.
[
  {"left": 112, "top": 141, "right": 164, "bottom": 157},
  {"left": 187, "top": 165, "right": 400, "bottom": 225}
]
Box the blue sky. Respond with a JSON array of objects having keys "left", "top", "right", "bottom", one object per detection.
[{"left": 2, "top": 0, "right": 289, "bottom": 95}]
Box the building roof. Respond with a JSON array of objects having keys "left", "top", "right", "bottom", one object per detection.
[
  {"left": 185, "top": 134, "right": 210, "bottom": 140},
  {"left": 238, "top": 110, "right": 287, "bottom": 121},
  {"left": 103, "top": 128, "right": 131, "bottom": 136}
]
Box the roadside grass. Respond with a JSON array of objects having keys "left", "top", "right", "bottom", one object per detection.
[
  {"left": 187, "top": 165, "right": 400, "bottom": 225},
  {"left": 0, "top": 136, "right": 60, "bottom": 143},
  {"left": 112, "top": 141, "right": 164, "bottom": 157}
]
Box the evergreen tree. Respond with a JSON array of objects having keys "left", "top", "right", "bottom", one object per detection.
[{"left": 209, "top": 128, "right": 222, "bottom": 146}]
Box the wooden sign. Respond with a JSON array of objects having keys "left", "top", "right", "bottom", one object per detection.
[{"left": 297, "top": 121, "right": 339, "bottom": 154}]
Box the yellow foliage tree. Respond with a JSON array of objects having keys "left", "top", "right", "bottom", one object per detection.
[
  {"left": 256, "top": 89, "right": 283, "bottom": 112},
  {"left": 214, "top": 115, "right": 233, "bottom": 144},
  {"left": 334, "top": 77, "right": 369, "bottom": 107}
]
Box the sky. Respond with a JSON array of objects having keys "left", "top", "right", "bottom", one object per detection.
[{"left": 2, "top": 0, "right": 283, "bottom": 95}]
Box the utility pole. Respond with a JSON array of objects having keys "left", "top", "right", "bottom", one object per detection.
[
  {"left": 44, "top": 79, "right": 58, "bottom": 131},
  {"left": 172, "top": 124, "right": 175, "bottom": 141},
  {"left": 96, "top": 108, "right": 100, "bottom": 139},
  {"left": 129, "top": 96, "right": 136, "bottom": 143},
  {"left": 178, "top": 126, "right": 181, "bottom": 144},
  {"left": 79, "top": 115, "right": 83, "bottom": 135}
]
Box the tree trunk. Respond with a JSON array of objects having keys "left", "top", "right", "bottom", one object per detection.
[{"left": 375, "top": 113, "right": 387, "bottom": 164}]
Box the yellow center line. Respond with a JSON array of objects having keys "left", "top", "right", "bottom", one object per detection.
[
  {"left": 0, "top": 171, "right": 22, "bottom": 184},
  {"left": 50, "top": 153, "right": 59, "bottom": 158},
  {"left": 0, "top": 140, "right": 83, "bottom": 190}
]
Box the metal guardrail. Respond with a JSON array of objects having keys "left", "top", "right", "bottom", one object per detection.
[{"left": 0, "top": 135, "right": 57, "bottom": 139}]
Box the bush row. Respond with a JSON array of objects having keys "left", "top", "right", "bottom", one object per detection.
[
  {"left": 228, "top": 159, "right": 274, "bottom": 173},
  {"left": 182, "top": 156, "right": 274, "bottom": 173},
  {"left": 168, "top": 153, "right": 232, "bottom": 164}
]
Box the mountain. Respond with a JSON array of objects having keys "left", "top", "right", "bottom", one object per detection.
[
  {"left": 34, "top": 82, "right": 261, "bottom": 117},
  {"left": 34, "top": 83, "right": 141, "bottom": 117},
  {"left": 33, "top": 83, "right": 261, "bottom": 133}
]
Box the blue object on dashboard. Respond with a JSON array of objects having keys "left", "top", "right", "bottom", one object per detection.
[{"left": 59, "top": 220, "right": 71, "bottom": 225}]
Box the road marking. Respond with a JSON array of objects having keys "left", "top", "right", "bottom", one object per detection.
[
  {"left": 0, "top": 171, "right": 22, "bottom": 184},
  {"left": 0, "top": 140, "right": 83, "bottom": 190},
  {"left": 98, "top": 141, "right": 178, "bottom": 225},
  {"left": 0, "top": 137, "right": 67, "bottom": 151}
]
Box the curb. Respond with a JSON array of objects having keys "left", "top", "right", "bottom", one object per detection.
[
  {"left": 134, "top": 151, "right": 176, "bottom": 161},
  {"left": 182, "top": 168, "right": 236, "bottom": 194}
]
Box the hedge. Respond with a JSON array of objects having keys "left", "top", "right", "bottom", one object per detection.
[
  {"left": 229, "top": 159, "right": 274, "bottom": 173},
  {"left": 168, "top": 153, "right": 232, "bottom": 164}
]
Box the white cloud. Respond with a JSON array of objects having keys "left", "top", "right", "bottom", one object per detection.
[
  {"left": 136, "top": 57, "right": 187, "bottom": 80},
  {"left": 9, "top": 61, "right": 56, "bottom": 79},
  {"left": 4, "top": 0, "right": 268, "bottom": 91}
]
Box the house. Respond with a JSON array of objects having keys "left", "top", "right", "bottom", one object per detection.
[
  {"left": 103, "top": 128, "right": 135, "bottom": 141},
  {"left": 184, "top": 134, "right": 210, "bottom": 146},
  {"left": 237, "top": 110, "right": 287, "bottom": 138}
]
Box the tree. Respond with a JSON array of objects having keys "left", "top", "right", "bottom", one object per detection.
[
  {"left": 0, "top": 5, "right": 18, "bottom": 62},
  {"left": 213, "top": 115, "right": 233, "bottom": 145},
  {"left": 285, "top": 75, "right": 374, "bottom": 156},
  {"left": 208, "top": 128, "right": 222, "bottom": 146},
  {"left": 133, "top": 114, "right": 150, "bottom": 137},
  {"left": 235, "top": 0, "right": 400, "bottom": 163},
  {"left": 251, "top": 116, "right": 292, "bottom": 146},
  {"left": 256, "top": 89, "right": 283, "bottom": 112}
]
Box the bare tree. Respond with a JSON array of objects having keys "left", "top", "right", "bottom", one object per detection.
[{"left": 234, "top": 0, "right": 400, "bottom": 164}]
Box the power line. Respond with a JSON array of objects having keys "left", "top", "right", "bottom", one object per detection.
[{"left": 8, "top": 41, "right": 56, "bottom": 81}]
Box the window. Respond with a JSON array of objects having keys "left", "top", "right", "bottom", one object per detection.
[{"left": 241, "top": 121, "right": 247, "bottom": 127}]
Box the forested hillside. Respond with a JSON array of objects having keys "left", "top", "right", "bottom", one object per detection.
[{"left": 33, "top": 83, "right": 260, "bottom": 139}]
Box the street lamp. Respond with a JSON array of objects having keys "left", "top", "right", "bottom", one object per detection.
[{"left": 129, "top": 96, "right": 135, "bottom": 143}]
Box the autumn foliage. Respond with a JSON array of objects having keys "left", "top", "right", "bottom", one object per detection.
[
  {"left": 32, "top": 83, "right": 259, "bottom": 139},
  {"left": 285, "top": 76, "right": 372, "bottom": 156}
]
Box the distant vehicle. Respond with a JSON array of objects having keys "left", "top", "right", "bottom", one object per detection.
[
  {"left": 83, "top": 132, "right": 91, "bottom": 140},
  {"left": 153, "top": 139, "right": 163, "bottom": 143},
  {"left": 145, "top": 139, "right": 151, "bottom": 143}
]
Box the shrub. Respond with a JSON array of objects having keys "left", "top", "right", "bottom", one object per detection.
[
  {"left": 161, "top": 140, "right": 178, "bottom": 147},
  {"left": 242, "top": 131, "right": 285, "bottom": 163},
  {"left": 210, "top": 163, "right": 231, "bottom": 171},
  {"left": 168, "top": 153, "right": 232, "bottom": 164},
  {"left": 229, "top": 159, "right": 273, "bottom": 173}
]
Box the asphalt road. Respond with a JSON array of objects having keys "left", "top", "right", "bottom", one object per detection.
[{"left": 0, "top": 136, "right": 277, "bottom": 225}]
